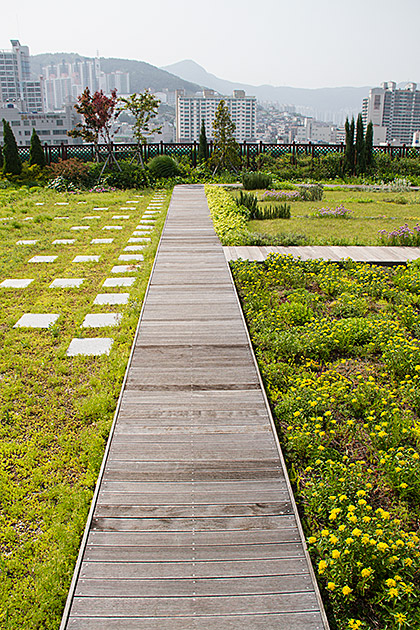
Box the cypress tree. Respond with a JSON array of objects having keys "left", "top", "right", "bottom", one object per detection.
[
  {"left": 344, "top": 116, "right": 355, "bottom": 174},
  {"left": 29, "top": 128, "right": 46, "bottom": 168},
  {"left": 198, "top": 119, "right": 208, "bottom": 163},
  {"left": 0, "top": 145, "right": 3, "bottom": 170},
  {"left": 355, "top": 114, "right": 365, "bottom": 174},
  {"left": 2, "top": 119, "right": 22, "bottom": 175},
  {"left": 365, "top": 121, "right": 374, "bottom": 169}
]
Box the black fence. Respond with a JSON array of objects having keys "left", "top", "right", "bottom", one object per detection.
[{"left": 17, "top": 141, "right": 420, "bottom": 167}]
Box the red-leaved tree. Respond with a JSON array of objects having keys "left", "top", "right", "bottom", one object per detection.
[{"left": 68, "top": 88, "right": 120, "bottom": 163}]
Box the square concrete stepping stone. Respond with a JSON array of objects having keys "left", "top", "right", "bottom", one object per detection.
[
  {"left": 102, "top": 225, "right": 122, "bottom": 230},
  {"left": 112, "top": 215, "right": 129, "bottom": 219},
  {"left": 128, "top": 237, "right": 150, "bottom": 243},
  {"left": 135, "top": 226, "right": 153, "bottom": 230},
  {"left": 77, "top": 201, "right": 87, "bottom": 204},
  {"left": 1, "top": 279, "right": 34, "bottom": 288},
  {"left": 29, "top": 255, "right": 57, "bottom": 263},
  {"left": 103, "top": 277, "right": 136, "bottom": 287},
  {"left": 71, "top": 226, "right": 90, "bottom": 231},
  {"left": 125, "top": 200, "right": 139, "bottom": 204},
  {"left": 93, "top": 207, "right": 109, "bottom": 210},
  {"left": 72, "top": 255, "right": 100, "bottom": 263},
  {"left": 17, "top": 240, "right": 38, "bottom": 245},
  {"left": 82, "top": 313, "right": 122, "bottom": 327},
  {"left": 53, "top": 239, "right": 76, "bottom": 245},
  {"left": 50, "top": 278, "right": 84, "bottom": 288},
  {"left": 118, "top": 254, "right": 144, "bottom": 261},
  {"left": 120, "top": 207, "right": 133, "bottom": 210},
  {"left": 35, "top": 202, "right": 45, "bottom": 206},
  {"left": 83, "top": 215, "right": 101, "bottom": 220},
  {"left": 91, "top": 238, "right": 114, "bottom": 244},
  {"left": 111, "top": 265, "right": 140, "bottom": 273},
  {"left": 93, "top": 293, "right": 129, "bottom": 305},
  {"left": 23, "top": 217, "right": 33, "bottom": 221},
  {"left": 67, "top": 337, "right": 113, "bottom": 356},
  {"left": 55, "top": 202, "right": 69, "bottom": 206},
  {"left": 14, "top": 313, "right": 60, "bottom": 328},
  {"left": 133, "top": 231, "right": 152, "bottom": 236},
  {"left": 54, "top": 216, "right": 70, "bottom": 220},
  {"left": 124, "top": 245, "right": 146, "bottom": 251}
]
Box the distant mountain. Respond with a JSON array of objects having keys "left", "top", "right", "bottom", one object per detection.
[
  {"left": 162, "top": 59, "right": 371, "bottom": 121},
  {"left": 31, "top": 53, "right": 203, "bottom": 94}
]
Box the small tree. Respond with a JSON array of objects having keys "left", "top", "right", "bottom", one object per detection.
[
  {"left": 355, "top": 113, "right": 365, "bottom": 174},
  {"left": 365, "top": 121, "right": 374, "bottom": 169},
  {"left": 118, "top": 90, "right": 161, "bottom": 167},
  {"left": 211, "top": 100, "right": 240, "bottom": 174},
  {"left": 198, "top": 119, "right": 208, "bottom": 163},
  {"left": 68, "top": 88, "right": 120, "bottom": 167},
  {"left": 0, "top": 145, "right": 3, "bottom": 170},
  {"left": 344, "top": 116, "right": 355, "bottom": 174},
  {"left": 29, "top": 128, "right": 45, "bottom": 168},
  {"left": 2, "top": 119, "right": 22, "bottom": 175}
]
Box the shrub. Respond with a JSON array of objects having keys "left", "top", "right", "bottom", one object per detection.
[
  {"left": 298, "top": 183, "right": 324, "bottom": 201},
  {"left": 103, "top": 161, "right": 149, "bottom": 189},
  {"left": 47, "top": 158, "right": 91, "bottom": 188},
  {"left": 242, "top": 171, "right": 272, "bottom": 190},
  {"left": 148, "top": 155, "right": 179, "bottom": 178}
]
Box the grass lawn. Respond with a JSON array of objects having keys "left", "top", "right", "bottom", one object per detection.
[
  {"left": 246, "top": 189, "right": 420, "bottom": 245},
  {"left": 0, "top": 186, "right": 169, "bottom": 628}
]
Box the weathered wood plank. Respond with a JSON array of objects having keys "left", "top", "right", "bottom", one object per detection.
[{"left": 67, "top": 612, "right": 325, "bottom": 630}]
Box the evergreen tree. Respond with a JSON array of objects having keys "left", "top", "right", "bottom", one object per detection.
[
  {"left": 365, "top": 121, "right": 374, "bottom": 169},
  {"left": 344, "top": 116, "right": 355, "bottom": 174},
  {"left": 355, "top": 114, "right": 365, "bottom": 174},
  {"left": 0, "top": 144, "right": 3, "bottom": 170},
  {"left": 198, "top": 119, "right": 208, "bottom": 163},
  {"left": 2, "top": 119, "right": 22, "bottom": 175},
  {"left": 29, "top": 128, "right": 46, "bottom": 168},
  {"left": 211, "top": 100, "right": 241, "bottom": 173}
]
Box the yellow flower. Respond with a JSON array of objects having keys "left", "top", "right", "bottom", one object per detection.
[
  {"left": 361, "top": 567, "right": 373, "bottom": 578},
  {"left": 332, "top": 549, "right": 340, "bottom": 559},
  {"left": 386, "top": 578, "right": 396, "bottom": 587},
  {"left": 404, "top": 558, "right": 413, "bottom": 566},
  {"left": 352, "top": 528, "right": 362, "bottom": 537},
  {"left": 388, "top": 587, "right": 399, "bottom": 598},
  {"left": 321, "top": 529, "right": 330, "bottom": 537},
  {"left": 329, "top": 535, "right": 338, "bottom": 544},
  {"left": 346, "top": 537, "right": 354, "bottom": 545},
  {"left": 393, "top": 612, "right": 407, "bottom": 625},
  {"left": 327, "top": 581, "right": 336, "bottom": 591},
  {"left": 377, "top": 542, "right": 389, "bottom": 551},
  {"left": 318, "top": 560, "right": 327, "bottom": 573},
  {"left": 342, "top": 585, "right": 353, "bottom": 596},
  {"left": 308, "top": 536, "right": 317, "bottom": 544}
]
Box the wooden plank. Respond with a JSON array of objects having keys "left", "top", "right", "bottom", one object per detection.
[
  {"left": 67, "top": 612, "right": 325, "bottom": 630},
  {"left": 75, "top": 574, "right": 314, "bottom": 597}
]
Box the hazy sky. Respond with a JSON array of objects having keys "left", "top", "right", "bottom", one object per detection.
[{"left": 1, "top": 0, "right": 419, "bottom": 89}]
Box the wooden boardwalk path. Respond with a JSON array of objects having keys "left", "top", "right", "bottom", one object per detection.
[
  {"left": 61, "top": 185, "right": 328, "bottom": 630},
  {"left": 224, "top": 244, "right": 420, "bottom": 264}
]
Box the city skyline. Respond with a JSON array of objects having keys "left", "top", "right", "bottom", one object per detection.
[{"left": 1, "top": 0, "right": 419, "bottom": 90}]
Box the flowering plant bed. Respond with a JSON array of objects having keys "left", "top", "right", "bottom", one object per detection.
[
  {"left": 231, "top": 255, "right": 420, "bottom": 630},
  {"left": 379, "top": 223, "right": 420, "bottom": 246}
]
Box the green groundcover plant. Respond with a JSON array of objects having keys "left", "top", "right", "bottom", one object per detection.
[{"left": 231, "top": 255, "right": 420, "bottom": 630}]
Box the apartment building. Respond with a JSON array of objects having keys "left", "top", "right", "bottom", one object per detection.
[
  {"left": 176, "top": 90, "right": 256, "bottom": 142},
  {"left": 0, "top": 40, "right": 44, "bottom": 112},
  {"left": 362, "top": 82, "right": 420, "bottom": 145}
]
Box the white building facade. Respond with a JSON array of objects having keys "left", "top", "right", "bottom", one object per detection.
[
  {"left": 0, "top": 103, "right": 81, "bottom": 146},
  {"left": 176, "top": 90, "right": 256, "bottom": 142},
  {"left": 0, "top": 40, "right": 44, "bottom": 112},
  {"left": 362, "top": 82, "right": 420, "bottom": 145}
]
